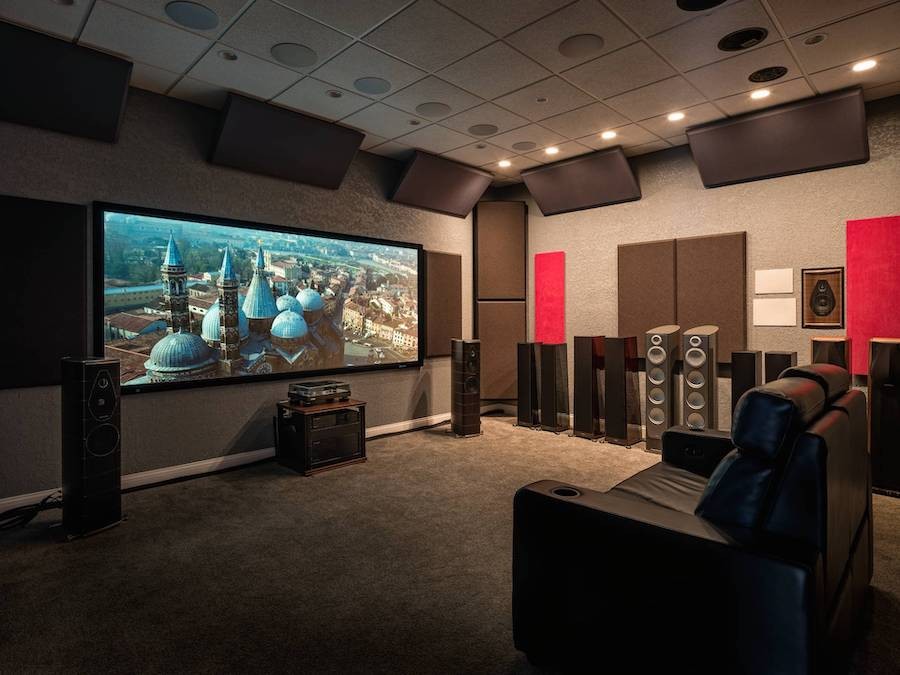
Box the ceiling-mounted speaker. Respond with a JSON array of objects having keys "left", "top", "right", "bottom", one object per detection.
[
  {"left": 0, "top": 22, "right": 132, "bottom": 142},
  {"left": 210, "top": 94, "right": 363, "bottom": 189},
  {"left": 521, "top": 147, "right": 641, "bottom": 216},
  {"left": 687, "top": 88, "right": 868, "bottom": 188},
  {"left": 391, "top": 152, "right": 492, "bottom": 218}
]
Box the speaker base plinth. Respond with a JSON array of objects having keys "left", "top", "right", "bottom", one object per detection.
[
  {"left": 607, "top": 425, "right": 643, "bottom": 448},
  {"left": 540, "top": 425, "right": 568, "bottom": 434},
  {"left": 453, "top": 431, "right": 483, "bottom": 439},
  {"left": 64, "top": 514, "right": 125, "bottom": 541},
  {"left": 645, "top": 437, "right": 663, "bottom": 451},
  {"left": 516, "top": 421, "right": 541, "bottom": 429},
  {"left": 572, "top": 430, "right": 604, "bottom": 441}
]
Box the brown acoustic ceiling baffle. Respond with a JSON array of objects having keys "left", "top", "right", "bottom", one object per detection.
[
  {"left": 617, "top": 239, "right": 677, "bottom": 357},
  {"left": 675, "top": 232, "right": 747, "bottom": 363},
  {"left": 392, "top": 152, "right": 493, "bottom": 218},
  {"left": 424, "top": 251, "right": 462, "bottom": 358},
  {"left": 475, "top": 201, "right": 526, "bottom": 300},
  {"left": 477, "top": 301, "right": 526, "bottom": 399}
]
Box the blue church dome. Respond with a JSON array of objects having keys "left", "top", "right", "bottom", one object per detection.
[
  {"left": 145, "top": 331, "right": 218, "bottom": 373},
  {"left": 276, "top": 295, "right": 303, "bottom": 313},
  {"left": 296, "top": 288, "right": 325, "bottom": 312},
  {"left": 201, "top": 300, "right": 249, "bottom": 342},
  {"left": 271, "top": 311, "right": 309, "bottom": 339},
  {"left": 243, "top": 269, "right": 279, "bottom": 319}
]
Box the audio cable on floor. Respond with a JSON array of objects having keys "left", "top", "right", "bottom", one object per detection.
[{"left": 0, "top": 491, "right": 62, "bottom": 531}]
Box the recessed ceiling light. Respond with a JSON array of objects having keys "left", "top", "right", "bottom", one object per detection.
[
  {"left": 512, "top": 141, "right": 536, "bottom": 151},
  {"left": 601, "top": 130, "right": 617, "bottom": 140},
  {"left": 677, "top": 0, "right": 727, "bottom": 10},
  {"left": 217, "top": 50, "right": 237, "bottom": 61},
  {"left": 852, "top": 59, "right": 877, "bottom": 72},
  {"left": 326, "top": 90, "right": 343, "bottom": 99},
  {"left": 545, "top": 146, "right": 559, "bottom": 155},
  {"left": 803, "top": 33, "right": 827, "bottom": 46},
  {"left": 468, "top": 124, "right": 499, "bottom": 136},
  {"left": 498, "top": 160, "right": 512, "bottom": 168},
  {"left": 558, "top": 33, "right": 605, "bottom": 59},
  {"left": 165, "top": 1, "right": 219, "bottom": 30},
  {"left": 749, "top": 66, "right": 788, "bottom": 82},
  {"left": 717, "top": 27, "right": 768, "bottom": 52},
  {"left": 415, "top": 101, "right": 452, "bottom": 117},
  {"left": 271, "top": 43, "right": 318, "bottom": 69},
  {"left": 750, "top": 89, "right": 770, "bottom": 100},
  {"left": 667, "top": 111, "right": 685, "bottom": 122},
  {"left": 354, "top": 77, "right": 391, "bottom": 95}
]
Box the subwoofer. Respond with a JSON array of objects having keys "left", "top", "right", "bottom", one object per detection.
[
  {"left": 765, "top": 351, "right": 797, "bottom": 383},
  {"left": 517, "top": 342, "right": 541, "bottom": 428},
  {"left": 644, "top": 326, "right": 680, "bottom": 451},
  {"left": 682, "top": 326, "right": 718, "bottom": 431},
  {"left": 812, "top": 336, "right": 851, "bottom": 371},
  {"left": 870, "top": 338, "right": 900, "bottom": 495},
  {"left": 605, "top": 336, "right": 642, "bottom": 446},
  {"left": 573, "top": 336, "right": 605, "bottom": 439},
  {"left": 61, "top": 357, "right": 122, "bottom": 537},
  {"left": 451, "top": 339, "right": 481, "bottom": 437},
  {"left": 731, "top": 350, "right": 762, "bottom": 413},
  {"left": 540, "top": 343, "right": 569, "bottom": 433}
]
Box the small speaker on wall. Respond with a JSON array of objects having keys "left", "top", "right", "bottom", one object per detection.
[
  {"left": 517, "top": 342, "right": 541, "bottom": 428},
  {"left": 811, "top": 336, "right": 851, "bottom": 371},
  {"left": 573, "top": 336, "right": 605, "bottom": 440},
  {"left": 731, "top": 350, "right": 762, "bottom": 413},
  {"left": 605, "top": 336, "right": 642, "bottom": 446},
  {"left": 540, "top": 344, "right": 569, "bottom": 433},
  {"left": 644, "top": 326, "right": 679, "bottom": 451},
  {"left": 682, "top": 326, "right": 718, "bottom": 431},
  {"left": 765, "top": 351, "right": 798, "bottom": 383}
]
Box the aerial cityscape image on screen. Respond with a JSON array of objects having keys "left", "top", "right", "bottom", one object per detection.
[{"left": 101, "top": 209, "right": 420, "bottom": 387}]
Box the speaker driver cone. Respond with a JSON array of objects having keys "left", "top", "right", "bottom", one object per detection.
[
  {"left": 647, "top": 345, "right": 667, "bottom": 365},
  {"left": 687, "top": 391, "right": 706, "bottom": 410},
  {"left": 648, "top": 387, "right": 665, "bottom": 405},
  {"left": 687, "top": 412, "right": 706, "bottom": 430},
  {"left": 85, "top": 422, "right": 120, "bottom": 457},
  {"left": 685, "top": 347, "right": 707, "bottom": 368},
  {"left": 648, "top": 407, "right": 666, "bottom": 425},
  {"left": 686, "top": 370, "right": 706, "bottom": 388},
  {"left": 648, "top": 367, "right": 665, "bottom": 385}
]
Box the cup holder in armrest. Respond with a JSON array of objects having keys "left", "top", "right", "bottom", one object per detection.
[{"left": 551, "top": 486, "right": 581, "bottom": 498}]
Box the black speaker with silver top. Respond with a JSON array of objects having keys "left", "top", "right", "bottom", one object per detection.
[
  {"left": 644, "top": 325, "right": 680, "bottom": 451},
  {"left": 682, "top": 326, "right": 718, "bottom": 431}
]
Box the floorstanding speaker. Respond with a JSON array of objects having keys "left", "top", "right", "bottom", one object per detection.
[
  {"left": 731, "top": 350, "right": 762, "bottom": 413},
  {"left": 605, "top": 336, "right": 642, "bottom": 446},
  {"left": 61, "top": 357, "right": 122, "bottom": 537},
  {"left": 540, "top": 343, "right": 569, "bottom": 433},
  {"left": 517, "top": 342, "right": 541, "bottom": 427},
  {"left": 451, "top": 339, "right": 481, "bottom": 437},
  {"left": 812, "top": 336, "right": 851, "bottom": 371},
  {"left": 870, "top": 338, "right": 900, "bottom": 495},
  {"left": 682, "top": 326, "right": 719, "bottom": 431},
  {"left": 765, "top": 351, "right": 798, "bottom": 382},
  {"left": 573, "top": 336, "right": 605, "bottom": 439},
  {"left": 644, "top": 326, "right": 680, "bottom": 451}
]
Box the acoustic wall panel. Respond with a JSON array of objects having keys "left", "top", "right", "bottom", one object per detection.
[
  {"left": 534, "top": 251, "right": 565, "bottom": 344},
  {"left": 617, "top": 239, "right": 676, "bottom": 357},
  {"left": 847, "top": 215, "right": 900, "bottom": 375},
  {"left": 393, "top": 152, "right": 492, "bottom": 218},
  {"left": 477, "top": 301, "right": 526, "bottom": 399},
  {"left": 424, "top": 251, "right": 462, "bottom": 358},
  {"left": 475, "top": 201, "right": 526, "bottom": 300},
  {"left": 676, "top": 232, "right": 747, "bottom": 363}
]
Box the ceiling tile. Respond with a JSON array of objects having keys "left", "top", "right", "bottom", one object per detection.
[
  {"left": 130, "top": 62, "right": 181, "bottom": 94},
  {"left": 441, "top": 102, "right": 530, "bottom": 138},
  {"left": 438, "top": 0, "right": 571, "bottom": 37},
  {"left": 576, "top": 123, "right": 661, "bottom": 150},
  {"left": 863, "top": 79, "right": 900, "bottom": 101},
  {"left": 486, "top": 155, "right": 544, "bottom": 177},
  {"left": 637, "top": 102, "right": 724, "bottom": 138},
  {"left": 342, "top": 102, "right": 430, "bottom": 138},
  {"left": 80, "top": 1, "right": 211, "bottom": 73},
  {"left": 539, "top": 101, "right": 629, "bottom": 138},
  {"left": 684, "top": 41, "right": 800, "bottom": 100},
  {"left": 624, "top": 139, "right": 672, "bottom": 156},
  {"left": 766, "top": 0, "right": 891, "bottom": 36},
  {"left": 364, "top": 0, "right": 492, "bottom": 71},
  {"left": 562, "top": 42, "right": 676, "bottom": 100},
  {"left": 487, "top": 124, "right": 566, "bottom": 152},
  {"left": 604, "top": 75, "right": 706, "bottom": 121},
  {"left": 810, "top": 45, "right": 900, "bottom": 93},
  {"left": 107, "top": 0, "right": 247, "bottom": 36},
  {"left": 442, "top": 142, "right": 510, "bottom": 165},
  {"left": 311, "top": 42, "right": 426, "bottom": 98},
  {"left": 383, "top": 76, "right": 482, "bottom": 120},
  {"left": 274, "top": 0, "right": 410, "bottom": 37},
  {"left": 187, "top": 45, "right": 300, "bottom": 100},
  {"left": 790, "top": 3, "right": 900, "bottom": 74},
  {"left": 360, "top": 133, "right": 388, "bottom": 150},
  {"left": 437, "top": 41, "right": 550, "bottom": 99},
  {"left": 507, "top": 0, "right": 637, "bottom": 73},
  {"left": 169, "top": 77, "right": 229, "bottom": 110},
  {"left": 715, "top": 77, "right": 814, "bottom": 115},
  {"left": 524, "top": 140, "right": 593, "bottom": 163},
  {"left": 493, "top": 77, "right": 594, "bottom": 122},
  {"left": 666, "top": 134, "right": 688, "bottom": 147},
  {"left": 394, "top": 123, "right": 473, "bottom": 153},
  {"left": 603, "top": 0, "right": 741, "bottom": 38},
  {"left": 0, "top": 0, "right": 92, "bottom": 39},
  {"left": 219, "top": 1, "right": 351, "bottom": 73},
  {"left": 273, "top": 77, "right": 372, "bottom": 120},
  {"left": 649, "top": 0, "right": 779, "bottom": 72},
  {"left": 366, "top": 140, "right": 415, "bottom": 161}
]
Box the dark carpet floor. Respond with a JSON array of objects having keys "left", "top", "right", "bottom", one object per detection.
[{"left": 2, "top": 416, "right": 898, "bottom": 674}]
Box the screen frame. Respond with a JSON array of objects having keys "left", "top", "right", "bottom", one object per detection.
[{"left": 93, "top": 201, "right": 425, "bottom": 395}]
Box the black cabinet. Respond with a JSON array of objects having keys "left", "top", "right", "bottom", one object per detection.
[{"left": 275, "top": 399, "right": 366, "bottom": 475}]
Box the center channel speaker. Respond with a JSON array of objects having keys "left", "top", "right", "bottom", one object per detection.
[
  {"left": 682, "top": 326, "right": 718, "bottom": 431},
  {"left": 451, "top": 339, "right": 481, "bottom": 437},
  {"left": 517, "top": 342, "right": 541, "bottom": 428},
  {"left": 765, "top": 351, "right": 798, "bottom": 383},
  {"left": 62, "top": 357, "right": 122, "bottom": 537},
  {"left": 812, "top": 336, "right": 851, "bottom": 370},
  {"left": 605, "top": 336, "right": 642, "bottom": 446},
  {"left": 573, "top": 336, "right": 605, "bottom": 439},
  {"left": 644, "top": 326, "right": 680, "bottom": 451},
  {"left": 731, "top": 350, "right": 762, "bottom": 413},
  {"left": 540, "top": 343, "right": 569, "bottom": 433},
  {"left": 870, "top": 339, "right": 900, "bottom": 494}
]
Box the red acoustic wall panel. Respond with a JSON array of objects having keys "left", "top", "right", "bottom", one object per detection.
[
  {"left": 535, "top": 251, "right": 565, "bottom": 344},
  {"left": 847, "top": 215, "right": 900, "bottom": 375}
]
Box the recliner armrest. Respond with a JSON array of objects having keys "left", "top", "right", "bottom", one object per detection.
[{"left": 661, "top": 425, "right": 734, "bottom": 477}]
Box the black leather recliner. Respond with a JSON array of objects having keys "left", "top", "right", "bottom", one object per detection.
[{"left": 513, "top": 364, "right": 872, "bottom": 674}]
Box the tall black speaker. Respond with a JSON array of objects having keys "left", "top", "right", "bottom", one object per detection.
[
  {"left": 765, "top": 351, "right": 798, "bottom": 382},
  {"left": 451, "top": 339, "right": 481, "bottom": 437},
  {"left": 540, "top": 344, "right": 569, "bottom": 433},
  {"left": 573, "top": 336, "right": 605, "bottom": 440},
  {"left": 870, "top": 339, "right": 900, "bottom": 495},
  {"left": 517, "top": 342, "right": 541, "bottom": 428},
  {"left": 731, "top": 350, "right": 762, "bottom": 413},
  {"left": 61, "top": 357, "right": 122, "bottom": 537},
  {"left": 812, "top": 337, "right": 851, "bottom": 371},
  {"left": 605, "top": 336, "right": 641, "bottom": 446},
  {"left": 682, "top": 326, "right": 718, "bottom": 431},
  {"left": 644, "top": 326, "right": 679, "bottom": 451}
]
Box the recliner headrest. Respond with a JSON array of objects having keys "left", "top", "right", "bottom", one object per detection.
[
  {"left": 779, "top": 364, "right": 850, "bottom": 403},
  {"left": 732, "top": 377, "right": 825, "bottom": 459}
]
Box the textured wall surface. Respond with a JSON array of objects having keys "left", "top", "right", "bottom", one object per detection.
[
  {"left": 0, "top": 89, "right": 473, "bottom": 498},
  {"left": 500, "top": 95, "right": 900, "bottom": 431}
]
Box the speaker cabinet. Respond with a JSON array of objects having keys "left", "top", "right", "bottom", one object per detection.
[
  {"left": 682, "top": 326, "right": 719, "bottom": 431},
  {"left": 812, "top": 337, "right": 851, "bottom": 371},
  {"left": 731, "top": 350, "right": 762, "bottom": 413},
  {"left": 451, "top": 339, "right": 481, "bottom": 437},
  {"left": 61, "top": 357, "right": 122, "bottom": 537},
  {"left": 540, "top": 344, "right": 569, "bottom": 433},
  {"left": 605, "top": 336, "right": 642, "bottom": 446},
  {"left": 870, "top": 339, "right": 900, "bottom": 494},
  {"left": 573, "top": 336, "right": 605, "bottom": 439},
  {"left": 517, "top": 342, "right": 541, "bottom": 428},
  {"left": 644, "top": 326, "right": 680, "bottom": 451},
  {"left": 765, "top": 351, "right": 798, "bottom": 383}
]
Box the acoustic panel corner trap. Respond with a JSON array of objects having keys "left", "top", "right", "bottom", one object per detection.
[
  {"left": 534, "top": 251, "right": 566, "bottom": 345},
  {"left": 424, "top": 251, "right": 462, "bottom": 358}
]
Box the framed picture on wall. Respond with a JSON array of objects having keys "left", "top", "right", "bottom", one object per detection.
[{"left": 802, "top": 267, "right": 844, "bottom": 329}]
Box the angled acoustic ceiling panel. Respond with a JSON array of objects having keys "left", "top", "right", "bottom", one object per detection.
[
  {"left": 210, "top": 94, "right": 363, "bottom": 189},
  {"left": 392, "top": 152, "right": 492, "bottom": 218}
]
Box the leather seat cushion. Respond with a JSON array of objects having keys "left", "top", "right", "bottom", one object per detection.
[
  {"left": 781, "top": 364, "right": 850, "bottom": 403},
  {"left": 611, "top": 462, "right": 708, "bottom": 514}
]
